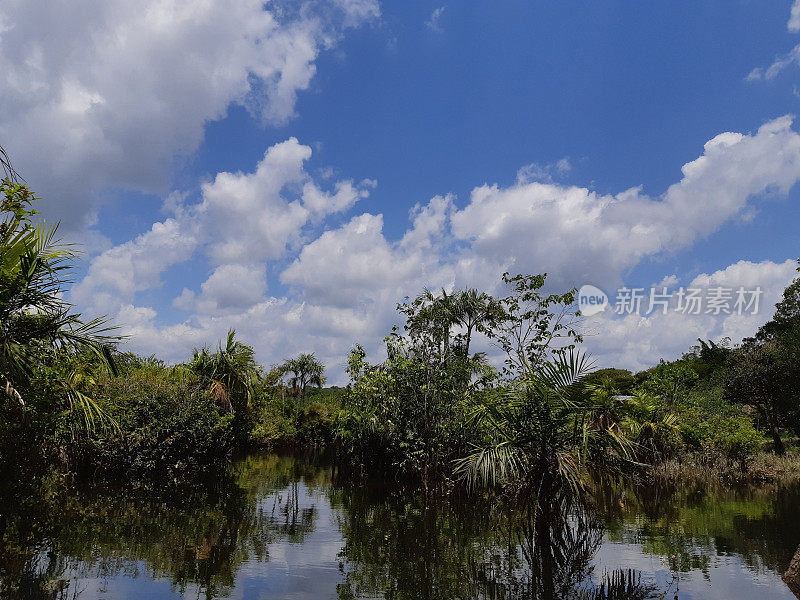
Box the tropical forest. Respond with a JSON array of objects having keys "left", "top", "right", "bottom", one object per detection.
[
  {"left": 3, "top": 160, "right": 800, "bottom": 599},
  {"left": 3, "top": 2, "right": 800, "bottom": 599}
]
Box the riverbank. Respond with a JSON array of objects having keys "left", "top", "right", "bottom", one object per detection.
[{"left": 651, "top": 448, "right": 800, "bottom": 488}]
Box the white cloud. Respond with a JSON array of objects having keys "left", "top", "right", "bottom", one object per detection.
[
  {"left": 71, "top": 217, "right": 200, "bottom": 314},
  {"left": 451, "top": 117, "right": 800, "bottom": 289},
  {"left": 0, "top": 0, "right": 378, "bottom": 230},
  {"left": 747, "top": 1, "right": 800, "bottom": 81},
  {"left": 281, "top": 195, "right": 454, "bottom": 309},
  {"left": 71, "top": 117, "right": 800, "bottom": 380},
  {"left": 426, "top": 7, "right": 446, "bottom": 32},
  {"left": 584, "top": 260, "right": 798, "bottom": 371},
  {"left": 746, "top": 45, "right": 800, "bottom": 81},
  {"left": 72, "top": 138, "right": 373, "bottom": 316},
  {"left": 196, "top": 264, "right": 268, "bottom": 313},
  {"left": 656, "top": 274, "right": 679, "bottom": 288},
  {"left": 334, "top": 0, "right": 382, "bottom": 26},
  {"left": 790, "top": 0, "right": 800, "bottom": 32},
  {"left": 516, "top": 158, "right": 572, "bottom": 184}
]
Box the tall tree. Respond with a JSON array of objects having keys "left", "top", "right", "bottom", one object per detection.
[
  {"left": 724, "top": 341, "right": 800, "bottom": 455},
  {"left": 727, "top": 272, "right": 800, "bottom": 454},
  {"left": 0, "top": 178, "right": 118, "bottom": 427},
  {"left": 750, "top": 272, "right": 800, "bottom": 345},
  {"left": 189, "top": 329, "right": 258, "bottom": 412},
  {"left": 403, "top": 288, "right": 460, "bottom": 360},
  {"left": 453, "top": 288, "right": 499, "bottom": 357},
  {"left": 493, "top": 273, "right": 582, "bottom": 376},
  {"left": 279, "top": 353, "right": 326, "bottom": 398}
]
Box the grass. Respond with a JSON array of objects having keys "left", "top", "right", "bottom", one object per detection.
[{"left": 651, "top": 449, "right": 800, "bottom": 489}]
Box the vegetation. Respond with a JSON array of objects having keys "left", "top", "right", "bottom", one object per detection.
[
  {"left": 188, "top": 329, "right": 259, "bottom": 414},
  {"left": 455, "top": 352, "right": 634, "bottom": 499},
  {"left": 2, "top": 175, "right": 800, "bottom": 516},
  {"left": 278, "top": 352, "right": 326, "bottom": 398},
  {"left": 1, "top": 178, "right": 118, "bottom": 426},
  {"left": 3, "top": 169, "right": 800, "bottom": 599}
]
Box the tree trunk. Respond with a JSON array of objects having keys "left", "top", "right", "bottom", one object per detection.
[
  {"left": 772, "top": 425, "right": 786, "bottom": 456},
  {"left": 784, "top": 543, "right": 800, "bottom": 599}
]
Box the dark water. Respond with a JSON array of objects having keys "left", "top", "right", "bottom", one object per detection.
[{"left": 2, "top": 453, "right": 799, "bottom": 599}]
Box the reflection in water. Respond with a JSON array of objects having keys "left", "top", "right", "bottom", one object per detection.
[
  {"left": 0, "top": 453, "right": 796, "bottom": 599},
  {"left": 334, "top": 485, "right": 656, "bottom": 600}
]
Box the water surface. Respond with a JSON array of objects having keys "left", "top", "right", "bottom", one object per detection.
[{"left": 2, "top": 453, "right": 798, "bottom": 599}]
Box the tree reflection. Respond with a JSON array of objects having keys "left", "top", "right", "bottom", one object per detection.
[
  {"left": 0, "top": 454, "right": 325, "bottom": 599},
  {"left": 14, "top": 454, "right": 786, "bottom": 600},
  {"left": 334, "top": 485, "right": 657, "bottom": 600}
]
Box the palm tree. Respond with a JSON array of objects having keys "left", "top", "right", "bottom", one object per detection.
[
  {"left": 453, "top": 288, "right": 498, "bottom": 356},
  {"left": 586, "top": 377, "right": 628, "bottom": 431},
  {"left": 621, "top": 390, "right": 678, "bottom": 461},
  {"left": 0, "top": 179, "right": 118, "bottom": 428},
  {"left": 279, "top": 353, "right": 326, "bottom": 398},
  {"left": 406, "top": 288, "right": 460, "bottom": 359},
  {"left": 455, "top": 351, "right": 635, "bottom": 509},
  {"left": 188, "top": 329, "right": 258, "bottom": 412}
]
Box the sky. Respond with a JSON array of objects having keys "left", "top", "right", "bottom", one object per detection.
[{"left": 3, "top": 0, "right": 800, "bottom": 381}]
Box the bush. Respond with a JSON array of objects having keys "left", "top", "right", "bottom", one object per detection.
[
  {"left": 70, "top": 368, "right": 234, "bottom": 484},
  {"left": 678, "top": 408, "right": 761, "bottom": 469},
  {"left": 248, "top": 385, "right": 342, "bottom": 448},
  {"left": 249, "top": 395, "right": 297, "bottom": 447},
  {"left": 630, "top": 372, "right": 763, "bottom": 469}
]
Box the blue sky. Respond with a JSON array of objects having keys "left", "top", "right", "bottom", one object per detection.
[{"left": 3, "top": 0, "right": 800, "bottom": 379}]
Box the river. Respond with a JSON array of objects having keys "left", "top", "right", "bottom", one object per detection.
[{"left": 2, "top": 452, "right": 798, "bottom": 599}]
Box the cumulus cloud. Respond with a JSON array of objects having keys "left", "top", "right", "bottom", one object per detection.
[
  {"left": 282, "top": 195, "right": 455, "bottom": 309},
  {"left": 72, "top": 217, "right": 201, "bottom": 315},
  {"left": 72, "top": 117, "right": 800, "bottom": 380},
  {"left": 584, "top": 260, "right": 798, "bottom": 371},
  {"left": 0, "top": 0, "right": 379, "bottom": 230},
  {"left": 196, "top": 264, "right": 269, "bottom": 313},
  {"left": 72, "top": 138, "right": 373, "bottom": 316},
  {"left": 790, "top": 0, "right": 800, "bottom": 32},
  {"left": 451, "top": 117, "right": 800, "bottom": 289}
]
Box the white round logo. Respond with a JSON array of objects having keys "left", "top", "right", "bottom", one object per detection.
[{"left": 577, "top": 284, "right": 609, "bottom": 316}]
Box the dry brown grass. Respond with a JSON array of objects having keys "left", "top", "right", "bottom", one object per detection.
[{"left": 651, "top": 450, "right": 800, "bottom": 489}]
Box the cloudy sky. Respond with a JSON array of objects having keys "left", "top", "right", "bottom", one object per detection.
[{"left": 3, "top": 0, "right": 800, "bottom": 380}]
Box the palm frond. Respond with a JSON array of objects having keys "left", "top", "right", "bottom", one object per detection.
[{"left": 454, "top": 443, "right": 524, "bottom": 488}]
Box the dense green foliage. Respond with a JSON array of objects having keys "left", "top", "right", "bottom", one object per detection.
[
  {"left": 1, "top": 180, "right": 118, "bottom": 426},
  {"left": 278, "top": 352, "right": 326, "bottom": 397},
  {"left": 335, "top": 267, "right": 800, "bottom": 493},
  {"left": 1, "top": 179, "right": 124, "bottom": 510},
  {"left": 188, "top": 329, "right": 259, "bottom": 414},
  {"left": 337, "top": 275, "right": 644, "bottom": 506},
  {"left": 0, "top": 181, "right": 336, "bottom": 498},
  {"left": 72, "top": 359, "right": 236, "bottom": 482},
  {"left": 3, "top": 179, "right": 800, "bottom": 510}
]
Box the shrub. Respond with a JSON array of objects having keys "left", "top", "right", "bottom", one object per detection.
[
  {"left": 296, "top": 399, "right": 339, "bottom": 446},
  {"left": 70, "top": 369, "right": 234, "bottom": 484},
  {"left": 249, "top": 395, "right": 297, "bottom": 447},
  {"left": 678, "top": 410, "right": 761, "bottom": 469}
]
